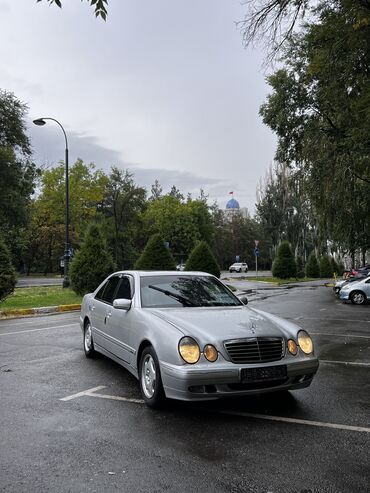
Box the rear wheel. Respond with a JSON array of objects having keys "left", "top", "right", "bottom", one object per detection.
[
  {"left": 350, "top": 291, "right": 366, "bottom": 305},
  {"left": 83, "top": 320, "right": 97, "bottom": 358},
  {"left": 139, "top": 347, "right": 166, "bottom": 409}
]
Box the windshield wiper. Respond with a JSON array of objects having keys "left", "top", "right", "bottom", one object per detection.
[{"left": 148, "top": 285, "right": 196, "bottom": 307}]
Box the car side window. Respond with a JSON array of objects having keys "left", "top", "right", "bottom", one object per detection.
[
  {"left": 115, "top": 277, "right": 132, "bottom": 300},
  {"left": 95, "top": 281, "right": 108, "bottom": 301},
  {"left": 96, "top": 277, "right": 120, "bottom": 304}
]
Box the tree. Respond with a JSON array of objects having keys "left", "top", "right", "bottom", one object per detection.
[
  {"left": 134, "top": 234, "right": 176, "bottom": 270},
  {"left": 259, "top": 1, "right": 370, "bottom": 261},
  {"left": 70, "top": 223, "right": 114, "bottom": 296},
  {"left": 306, "top": 251, "right": 320, "bottom": 278},
  {"left": 0, "top": 90, "right": 39, "bottom": 265},
  {"left": 100, "top": 167, "right": 146, "bottom": 268},
  {"left": 37, "top": 0, "right": 108, "bottom": 19},
  {"left": 320, "top": 255, "right": 333, "bottom": 278},
  {"left": 0, "top": 237, "right": 16, "bottom": 303},
  {"left": 185, "top": 241, "right": 221, "bottom": 278},
  {"left": 28, "top": 159, "right": 108, "bottom": 273},
  {"left": 272, "top": 241, "right": 297, "bottom": 279}
]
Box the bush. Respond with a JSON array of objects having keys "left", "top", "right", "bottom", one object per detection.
[
  {"left": 305, "top": 251, "right": 320, "bottom": 278},
  {"left": 296, "top": 256, "right": 305, "bottom": 279},
  {"left": 320, "top": 255, "right": 333, "bottom": 278},
  {"left": 185, "top": 241, "right": 221, "bottom": 278},
  {"left": 0, "top": 238, "right": 16, "bottom": 303},
  {"left": 70, "top": 223, "right": 115, "bottom": 296},
  {"left": 134, "top": 234, "right": 176, "bottom": 270},
  {"left": 272, "top": 241, "right": 297, "bottom": 279}
]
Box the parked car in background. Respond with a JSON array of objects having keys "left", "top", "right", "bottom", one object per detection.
[
  {"left": 80, "top": 271, "right": 319, "bottom": 408},
  {"left": 176, "top": 263, "right": 186, "bottom": 271},
  {"left": 339, "top": 275, "right": 370, "bottom": 304},
  {"left": 229, "top": 262, "right": 248, "bottom": 273},
  {"left": 333, "top": 273, "right": 369, "bottom": 295}
]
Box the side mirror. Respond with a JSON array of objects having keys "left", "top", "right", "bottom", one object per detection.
[
  {"left": 239, "top": 295, "right": 248, "bottom": 305},
  {"left": 113, "top": 298, "right": 132, "bottom": 310}
]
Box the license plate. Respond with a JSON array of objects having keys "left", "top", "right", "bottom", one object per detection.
[{"left": 241, "top": 365, "right": 287, "bottom": 383}]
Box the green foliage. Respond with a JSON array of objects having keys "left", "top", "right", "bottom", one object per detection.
[
  {"left": 185, "top": 241, "right": 221, "bottom": 278},
  {"left": 260, "top": 1, "right": 370, "bottom": 255},
  {"left": 330, "top": 257, "right": 338, "bottom": 276},
  {"left": 272, "top": 241, "right": 297, "bottom": 279},
  {"left": 134, "top": 234, "right": 176, "bottom": 270},
  {"left": 70, "top": 223, "right": 115, "bottom": 296},
  {"left": 0, "top": 90, "right": 39, "bottom": 263},
  {"left": 320, "top": 255, "right": 333, "bottom": 278},
  {"left": 296, "top": 256, "right": 305, "bottom": 279},
  {"left": 305, "top": 251, "right": 320, "bottom": 278},
  {"left": 0, "top": 237, "right": 16, "bottom": 302}
]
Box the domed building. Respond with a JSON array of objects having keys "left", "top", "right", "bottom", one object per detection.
[{"left": 224, "top": 194, "right": 248, "bottom": 220}]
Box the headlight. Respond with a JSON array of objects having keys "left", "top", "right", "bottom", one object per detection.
[
  {"left": 179, "top": 337, "right": 200, "bottom": 364},
  {"left": 287, "top": 339, "right": 298, "bottom": 355},
  {"left": 298, "top": 330, "right": 313, "bottom": 354},
  {"left": 204, "top": 344, "right": 218, "bottom": 362}
]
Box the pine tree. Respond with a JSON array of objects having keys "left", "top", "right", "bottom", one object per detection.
[
  {"left": 134, "top": 234, "right": 176, "bottom": 270},
  {"left": 305, "top": 251, "right": 320, "bottom": 278},
  {"left": 320, "top": 255, "right": 333, "bottom": 278},
  {"left": 70, "top": 223, "right": 115, "bottom": 295},
  {"left": 185, "top": 241, "right": 221, "bottom": 278},
  {"left": 0, "top": 238, "right": 17, "bottom": 303},
  {"left": 272, "top": 241, "right": 297, "bottom": 279}
]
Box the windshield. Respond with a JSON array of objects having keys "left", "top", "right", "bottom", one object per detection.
[{"left": 140, "top": 275, "right": 242, "bottom": 308}]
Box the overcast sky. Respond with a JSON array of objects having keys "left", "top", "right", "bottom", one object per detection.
[{"left": 0, "top": 0, "right": 276, "bottom": 213}]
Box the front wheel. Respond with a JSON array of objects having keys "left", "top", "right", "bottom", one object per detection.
[
  {"left": 83, "top": 320, "right": 97, "bottom": 358},
  {"left": 350, "top": 291, "right": 366, "bottom": 305},
  {"left": 139, "top": 347, "right": 166, "bottom": 409}
]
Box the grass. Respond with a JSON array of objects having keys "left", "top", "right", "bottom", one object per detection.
[{"left": 0, "top": 286, "right": 82, "bottom": 310}]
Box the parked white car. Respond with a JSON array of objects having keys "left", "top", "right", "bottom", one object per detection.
[
  {"left": 229, "top": 262, "right": 248, "bottom": 273},
  {"left": 339, "top": 276, "right": 370, "bottom": 305}
]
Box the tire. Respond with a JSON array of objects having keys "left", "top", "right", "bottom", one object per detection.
[
  {"left": 350, "top": 291, "right": 366, "bottom": 305},
  {"left": 237, "top": 269, "right": 241, "bottom": 273},
  {"left": 139, "top": 347, "right": 166, "bottom": 409},
  {"left": 83, "top": 319, "right": 97, "bottom": 358},
  {"left": 229, "top": 269, "right": 233, "bottom": 273}
]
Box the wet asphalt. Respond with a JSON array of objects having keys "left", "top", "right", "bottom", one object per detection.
[{"left": 0, "top": 283, "right": 369, "bottom": 493}]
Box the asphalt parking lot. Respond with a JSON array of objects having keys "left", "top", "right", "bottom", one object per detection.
[{"left": 0, "top": 285, "right": 369, "bottom": 492}]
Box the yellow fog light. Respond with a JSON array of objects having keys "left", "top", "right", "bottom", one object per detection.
[
  {"left": 179, "top": 337, "right": 200, "bottom": 364},
  {"left": 204, "top": 344, "right": 218, "bottom": 362},
  {"left": 287, "top": 339, "right": 298, "bottom": 355},
  {"left": 298, "top": 330, "right": 313, "bottom": 354}
]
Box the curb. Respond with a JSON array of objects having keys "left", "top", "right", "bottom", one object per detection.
[{"left": 0, "top": 304, "right": 81, "bottom": 319}]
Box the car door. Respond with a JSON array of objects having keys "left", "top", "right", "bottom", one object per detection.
[
  {"left": 105, "top": 275, "right": 134, "bottom": 364},
  {"left": 91, "top": 276, "right": 121, "bottom": 353},
  {"left": 364, "top": 278, "right": 370, "bottom": 299}
]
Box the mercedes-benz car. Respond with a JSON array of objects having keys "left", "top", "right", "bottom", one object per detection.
[{"left": 80, "top": 271, "right": 319, "bottom": 408}]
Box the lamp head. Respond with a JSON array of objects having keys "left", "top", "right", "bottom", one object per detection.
[{"left": 33, "top": 118, "right": 46, "bottom": 126}]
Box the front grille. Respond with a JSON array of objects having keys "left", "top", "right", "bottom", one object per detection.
[{"left": 224, "top": 337, "right": 284, "bottom": 364}]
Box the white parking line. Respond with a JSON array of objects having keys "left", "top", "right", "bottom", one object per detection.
[
  {"left": 0, "top": 323, "right": 78, "bottom": 336},
  {"left": 320, "top": 360, "right": 370, "bottom": 367},
  {"left": 61, "top": 386, "right": 370, "bottom": 434},
  {"left": 294, "top": 317, "right": 370, "bottom": 323}
]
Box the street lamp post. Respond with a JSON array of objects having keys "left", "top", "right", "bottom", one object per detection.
[{"left": 33, "top": 117, "right": 70, "bottom": 288}]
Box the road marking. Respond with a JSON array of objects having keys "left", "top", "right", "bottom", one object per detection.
[
  {"left": 61, "top": 386, "right": 370, "bottom": 434},
  {"left": 0, "top": 323, "right": 78, "bottom": 336},
  {"left": 320, "top": 360, "right": 370, "bottom": 367},
  {"left": 319, "top": 308, "right": 326, "bottom": 311},
  {"left": 216, "top": 410, "right": 370, "bottom": 434},
  {"left": 0, "top": 316, "right": 78, "bottom": 328},
  {"left": 60, "top": 386, "right": 144, "bottom": 404},
  {"left": 310, "top": 332, "right": 370, "bottom": 339}
]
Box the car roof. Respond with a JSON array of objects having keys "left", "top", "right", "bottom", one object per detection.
[{"left": 110, "top": 270, "right": 215, "bottom": 277}]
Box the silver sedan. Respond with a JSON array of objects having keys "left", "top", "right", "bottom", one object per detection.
[
  {"left": 339, "top": 276, "right": 370, "bottom": 305},
  {"left": 80, "top": 271, "right": 319, "bottom": 408}
]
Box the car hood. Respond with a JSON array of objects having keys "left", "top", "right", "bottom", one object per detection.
[{"left": 147, "top": 306, "right": 298, "bottom": 344}]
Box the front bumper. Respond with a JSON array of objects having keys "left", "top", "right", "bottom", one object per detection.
[
  {"left": 339, "top": 291, "right": 350, "bottom": 301},
  {"left": 160, "top": 358, "right": 319, "bottom": 401}
]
